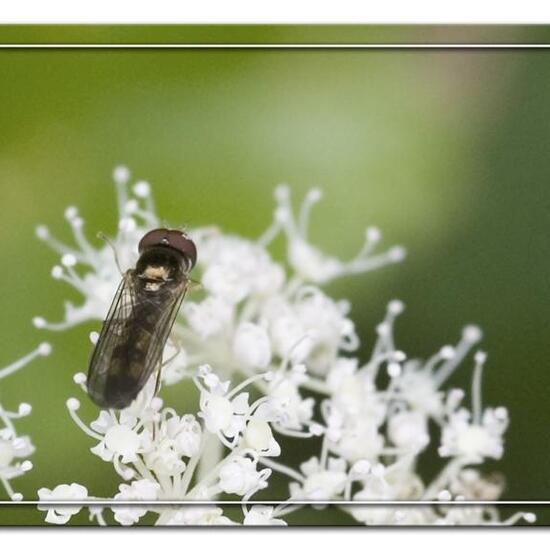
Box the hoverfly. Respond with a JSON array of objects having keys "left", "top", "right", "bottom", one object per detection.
[{"left": 86, "top": 228, "right": 197, "bottom": 409}]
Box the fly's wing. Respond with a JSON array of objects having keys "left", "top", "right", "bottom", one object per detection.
[
  {"left": 86, "top": 271, "right": 188, "bottom": 409},
  {"left": 134, "top": 279, "right": 188, "bottom": 390},
  {"left": 86, "top": 270, "right": 137, "bottom": 408}
]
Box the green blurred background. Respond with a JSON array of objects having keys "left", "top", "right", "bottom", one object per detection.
[{"left": 0, "top": 25, "right": 549, "bottom": 525}]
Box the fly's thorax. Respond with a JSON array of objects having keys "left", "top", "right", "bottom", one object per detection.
[{"left": 135, "top": 246, "right": 187, "bottom": 292}]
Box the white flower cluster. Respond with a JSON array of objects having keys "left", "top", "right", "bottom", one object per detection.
[
  {"left": 33, "top": 168, "right": 534, "bottom": 526},
  {"left": 0, "top": 342, "right": 51, "bottom": 500}
]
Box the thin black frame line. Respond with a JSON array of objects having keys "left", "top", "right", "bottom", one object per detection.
[
  {"left": 1, "top": 37, "right": 545, "bottom": 508},
  {"left": 4, "top": 500, "right": 550, "bottom": 506},
  {"left": 0, "top": 43, "right": 550, "bottom": 48}
]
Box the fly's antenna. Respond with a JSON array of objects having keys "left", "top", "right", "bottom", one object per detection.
[{"left": 97, "top": 232, "right": 123, "bottom": 276}]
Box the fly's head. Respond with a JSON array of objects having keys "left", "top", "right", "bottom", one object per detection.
[{"left": 138, "top": 228, "right": 197, "bottom": 274}]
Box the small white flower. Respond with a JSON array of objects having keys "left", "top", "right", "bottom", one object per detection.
[
  {"left": 165, "top": 414, "right": 202, "bottom": 458},
  {"left": 142, "top": 414, "right": 202, "bottom": 476},
  {"left": 272, "top": 186, "right": 405, "bottom": 284},
  {"left": 196, "top": 232, "right": 285, "bottom": 302},
  {"left": 264, "top": 371, "right": 315, "bottom": 434},
  {"left": 90, "top": 411, "right": 144, "bottom": 464},
  {"left": 184, "top": 296, "right": 234, "bottom": 340},
  {"left": 242, "top": 418, "right": 281, "bottom": 457},
  {"left": 263, "top": 288, "right": 358, "bottom": 376},
  {"left": 344, "top": 464, "right": 425, "bottom": 525},
  {"left": 198, "top": 370, "right": 250, "bottom": 444},
  {"left": 218, "top": 454, "right": 271, "bottom": 496},
  {"left": 233, "top": 322, "right": 272, "bottom": 371},
  {"left": 162, "top": 506, "right": 234, "bottom": 526},
  {"left": 326, "top": 413, "right": 384, "bottom": 462},
  {"left": 325, "top": 361, "right": 386, "bottom": 423},
  {"left": 439, "top": 354, "right": 508, "bottom": 463},
  {"left": 113, "top": 479, "right": 160, "bottom": 526},
  {"left": 388, "top": 410, "right": 429, "bottom": 451},
  {"left": 291, "top": 457, "right": 348, "bottom": 500},
  {"left": 37, "top": 483, "right": 88, "bottom": 525},
  {"left": 143, "top": 438, "right": 186, "bottom": 477},
  {"left": 243, "top": 505, "right": 287, "bottom": 526},
  {"left": 394, "top": 366, "right": 444, "bottom": 417},
  {"left": 439, "top": 407, "right": 508, "bottom": 462},
  {"left": 33, "top": 169, "right": 150, "bottom": 330},
  {"left": 392, "top": 326, "right": 483, "bottom": 419},
  {"left": 0, "top": 436, "right": 34, "bottom": 473}
]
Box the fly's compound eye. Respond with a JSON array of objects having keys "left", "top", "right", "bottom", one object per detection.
[
  {"left": 138, "top": 228, "right": 170, "bottom": 252},
  {"left": 167, "top": 231, "right": 197, "bottom": 270}
]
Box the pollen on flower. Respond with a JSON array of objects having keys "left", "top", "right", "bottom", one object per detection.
[
  {"left": 35, "top": 225, "right": 50, "bottom": 240},
  {"left": 64, "top": 206, "right": 78, "bottom": 220},
  {"left": 65, "top": 206, "right": 83, "bottom": 226},
  {"left": 113, "top": 165, "right": 130, "bottom": 184},
  {"left": 388, "top": 299, "right": 405, "bottom": 315},
  {"left": 133, "top": 181, "right": 151, "bottom": 198},
  {"left": 61, "top": 254, "right": 77, "bottom": 267},
  {"left": 51, "top": 266, "right": 63, "bottom": 279},
  {"left": 73, "top": 372, "right": 87, "bottom": 385},
  {"left": 66, "top": 398, "right": 80, "bottom": 411},
  {"left": 18, "top": 403, "right": 32, "bottom": 416},
  {"left": 474, "top": 350, "right": 488, "bottom": 364},
  {"left": 524, "top": 513, "right": 537, "bottom": 524},
  {"left": 38, "top": 342, "right": 52, "bottom": 356},
  {"left": 124, "top": 199, "right": 139, "bottom": 214},
  {"left": 440, "top": 346, "right": 456, "bottom": 360},
  {"left": 366, "top": 226, "right": 381, "bottom": 243},
  {"left": 463, "top": 325, "right": 482, "bottom": 343}
]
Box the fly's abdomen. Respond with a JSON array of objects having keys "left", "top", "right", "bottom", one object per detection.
[{"left": 102, "top": 296, "right": 166, "bottom": 408}]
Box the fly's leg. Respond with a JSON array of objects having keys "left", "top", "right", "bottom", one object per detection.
[
  {"left": 97, "top": 231, "right": 123, "bottom": 276},
  {"left": 151, "top": 341, "right": 185, "bottom": 440},
  {"left": 161, "top": 341, "right": 183, "bottom": 367},
  {"left": 154, "top": 342, "right": 183, "bottom": 398},
  {"left": 152, "top": 367, "right": 162, "bottom": 440},
  {"left": 154, "top": 366, "right": 163, "bottom": 397},
  {"left": 153, "top": 340, "right": 187, "bottom": 439}
]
